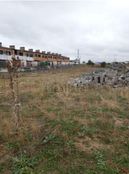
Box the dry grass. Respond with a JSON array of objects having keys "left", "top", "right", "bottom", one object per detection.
[{"left": 0, "top": 65, "right": 129, "bottom": 174}]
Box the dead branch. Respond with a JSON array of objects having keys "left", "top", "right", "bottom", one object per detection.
[{"left": 6, "top": 56, "right": 21, "bottom": 129}]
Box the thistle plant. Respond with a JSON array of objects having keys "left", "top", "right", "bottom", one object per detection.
[{"left": 7, "top": 56, "right": 21, "bottom": 129}]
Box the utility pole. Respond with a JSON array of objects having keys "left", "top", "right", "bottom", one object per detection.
[{"left": 77, "top": 49, "right": 80, "bottom": 64}]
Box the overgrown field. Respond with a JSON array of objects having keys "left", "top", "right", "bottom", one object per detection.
[{"left": 0, "top": 65, "right": 129, "bottom": 174}]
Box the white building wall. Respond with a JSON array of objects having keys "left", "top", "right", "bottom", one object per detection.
[
  {"left": 0, "top": 54, "right": 34, "bottom": 61},
  {"left": 53, "top": 61, "right": 57, "bottom": 65},
  {"left": 32, "top": 61, "right": 38, "bottom": 67},
  {"left": 0, "top": 55, "right": 12, "bottom": 60},
  {"left": 0, "top": 54, "right": 35, "bottom": 67}
]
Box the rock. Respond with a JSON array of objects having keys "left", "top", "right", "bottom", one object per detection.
[{"left": 68, "top": 62, "right": 129, "bottom": 88}]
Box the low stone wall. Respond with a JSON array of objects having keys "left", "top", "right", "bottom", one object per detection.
[{"left": 69, "top": 63, "right": 129, "bottom": 88}]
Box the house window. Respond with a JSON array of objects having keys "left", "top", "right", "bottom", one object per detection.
[
  {"left": 15, "top": 50, "right": 18, "bottom": 55},
  {"left": 30, "top": 54, "right": 33, "bottom": 57},
  {"left": 0, "top": 50, "right": 3, "bottom": 54},
  {"left": 19, "top": 52, "right": 23, "bottom": 56},
  {"left": 0, "top": 60, "right": 6, "bottom": 68}
]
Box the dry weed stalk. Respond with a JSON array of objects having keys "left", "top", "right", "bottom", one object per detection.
[{"left": 7, "top": 56, "right": 21, "bottom": 129}]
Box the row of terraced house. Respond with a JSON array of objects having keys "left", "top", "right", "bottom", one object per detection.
[{"left": 0, "top": 42, "right": 71, "bottom": 70}]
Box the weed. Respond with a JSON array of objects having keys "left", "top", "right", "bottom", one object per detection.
[
  {"left": 94, "top": 150, "right": 120, "bottom": 174},
  {"left": 0, "top": 66, "right": 129, "bottom": 173},
  {"left": 78, "top": 125, "right": 97, "bottom": 137},
  {"left": 0, "top": 164, "right": 4, "bottom": 173},
  {"left": 60, "top": 120, "right": 80, "bottom": 136},
  {"left": 12, "top": 154, "right": 34, "bottom": 174}
]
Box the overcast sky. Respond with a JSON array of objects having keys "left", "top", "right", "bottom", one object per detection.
[{"left": 0, "top": 0, "right": 129, "bottom": 62}]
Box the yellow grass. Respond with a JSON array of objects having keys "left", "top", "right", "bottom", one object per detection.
[{"left": 0, "top": 65, "right": 129, "bottom": 173}]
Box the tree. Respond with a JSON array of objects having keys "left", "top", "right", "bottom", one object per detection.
[
  {"left": 100, "top": 62, "right": 106, "bottom": 68},
  {"left": 87, "top": 60, "right": 94, "bottom": 66},
  {"left": 39, "top": 61, "right": 50, "bottom": 68}
]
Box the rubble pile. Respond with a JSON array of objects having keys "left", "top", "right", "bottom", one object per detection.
[{"left": 69, "top": 62, "right": 129, "bottom": 88}]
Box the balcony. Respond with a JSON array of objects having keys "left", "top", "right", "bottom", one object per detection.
[{"left": 0, "top": 54, "right": 34, "bottom": 61}]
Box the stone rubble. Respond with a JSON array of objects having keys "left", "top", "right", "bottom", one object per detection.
[{"left": 69, "top": 62, "right": 129, "bottom": 88}]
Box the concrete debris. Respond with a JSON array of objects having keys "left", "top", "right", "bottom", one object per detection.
[{"left": 69, "top": 62, "right": 129, "bottom": 88}]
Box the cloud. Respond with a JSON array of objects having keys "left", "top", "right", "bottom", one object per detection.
[{"left": 0, "top": 0, "right": 129, "bottom": 62}]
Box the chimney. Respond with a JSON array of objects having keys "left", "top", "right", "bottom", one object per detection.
[
  {"left": 47, "top": 52, "right": 50, "bottom": 54},
  {"left": 35, "top": 50, "right": 40, "bottom": 53},
  {"left": 20, "top": 47, "right": 25, "bottom": 51},
  {"left": 0, "top": 42, "right": 2, "bottom": 47},
  {"left": 29, "top": 49, "right": 33, "bottom": 52},
  {"left": 10, "top": 45, "right": 15, "bottom": 49},
  {"left": 42, "top": 51, "right": 46, "bottom": 54}
]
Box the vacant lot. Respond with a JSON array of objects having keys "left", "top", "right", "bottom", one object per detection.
[{"left": 0, "top": 65, "right": 129, "bottom": 174}]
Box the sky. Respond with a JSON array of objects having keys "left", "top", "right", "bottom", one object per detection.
[{"left": 0, "top": 0, "right": 129, "bottom": 62}]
